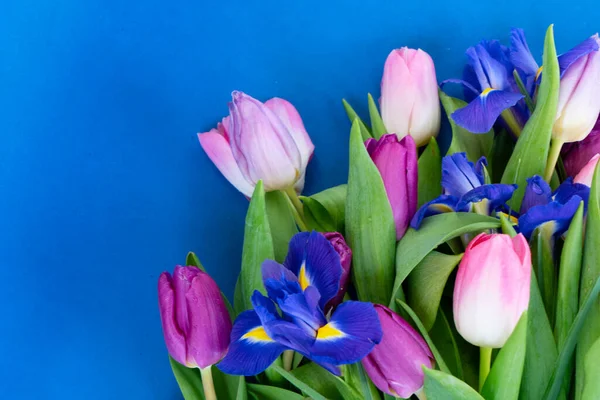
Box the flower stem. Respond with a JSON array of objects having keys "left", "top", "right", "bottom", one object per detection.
[
  {"left": 544, "top": 139, "right": 564, "bottom": 182},
  {"left": 282, "top": 350, "right": 294, "bottom": 371},
  {"left": 200, "top": 366, "right": 217, "bottom": 400},
  {"left": 415, "top": 387, "right": 428, "bottom": 400},
  {"left": 283, "top": 188, "right": 309, "bottom": 232},
  {"left": 479, "top": 347, "right": 493, "bottom": 392}
]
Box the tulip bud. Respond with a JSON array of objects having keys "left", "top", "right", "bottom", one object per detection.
[
  {"left": 562, "top": 117, "right": 600, "bottom": 178},
  {"left": 198, "top": 91, "right": 314, "bottom": 197},
  {"left": 454, "top": 233, "right": 531, "bottom": 348},
  {"left": 574, "top": 154, "right": 600, "bottom": 187},
  {"left": 553, "top": 35, "right": 600, "bottom": 143},
  {"left": 322, "top": 232, "right": 352, "bottom": 312},
  {"left": 158, "top": 266, "right": 232, "bottom": 368},
  {"left": 380, "top": 48, "right": 441, "bottom": 146},
  {"left": 366, "top": 134, "right": 418, "bottom": 240},
  {"left": 362, "top": 305, "right": 434, "bottom": 398}
]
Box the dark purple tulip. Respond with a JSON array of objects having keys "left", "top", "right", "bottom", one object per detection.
[
  {"left": 563, "top": 116, "right": 600, "bottom": 178},
  {"left": 322, "top": 232, "right": 352, "bottom": 312}
]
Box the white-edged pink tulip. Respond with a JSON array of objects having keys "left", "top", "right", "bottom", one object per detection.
[
  {"left": 380, "top": 48, "right": 441, "bottom": 147},
  {"left": 453, "top": 233, "right": 531, "bottom": 348},
  {"left": 198, "top": 91, "right": 314, "bottom": 197},
  {"left": 574, "top": 154, "right": 600, "bottom": 187}
]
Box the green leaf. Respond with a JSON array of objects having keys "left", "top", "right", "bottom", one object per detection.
[
  {"left": 576, "top": 163, "right": 600, "bottom": 399},
  {"left": 344, "top": 362, "right": 382, "bottom": 400},
  {"left": 554, "top": 202, "right": 584, "bottom": 395},
  {"left": 398, "top": 300, "right": 451, "bottom": 374},
  {"left": 346, "top": 120, "right": 396, "bottom": 304},
  {"left": 271, "top": 365, "right": 328, "bottom": 400},
  {"left": 247, "top": 384, "right": 305, "bottom": 400},
  {"left": 301, "top": 184, "right": 347, "bottom": 233},
  {"left": 342, "top": 99, "right": 372, "bottom": 140},
  {"left": 236, "top": 377, "right": 248, "bottom": 400},
  {"left": 265, "top": 190, "right": 298, "bottom": 262},
  {"left": 417, "top": 137, "right": 442, "bottom": 208},
  {"left": 423, "top": 368, "right": 485, "bottom": 400},
  {"left": 169, "top": 357, "right": 205, "bottom": 400},
  {"left": 582, "top": 338, "right": 600, "bottom": 399},
  {"left": 501, "top": 25, "right": 560, "bottom": 210},
  {"left": 292, "top": 363, "right": 361, "bottom": 400},
  {"left": 406, "top": 251, "right": 463, "bottom": 330},
  {"left": 213, "top": 368, "right": 247, "bottom": 400},
  {"left": 440, "top": 89, "right": 493, "bottom": 162},
  {"left": 368, "top": 93, "right": 386, "bottom": 139},
  {"left": 237, "top": 181, "right": 274, "bottom": 313},
  {"left": 500, "top": 214, "right": 518, "bottom": 237},
  {"left": 531, "top": 227, "right": 557, "bottom": 326},
  {"left": 263, "top": 356, "right": 286, "bottom": 387},
  {"left": 390, "top": 213, "right": 501, "bottom": 308},
  {"left": 490, "top": 130, "right": 515, "bottom": 184},
  {"left": 482, "top": 312, "right": 528, "bottom": 400},
  {"left": 429, "top": 307, "right": 465, "bottom": 380}
]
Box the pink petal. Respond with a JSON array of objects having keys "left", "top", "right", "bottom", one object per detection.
[
  {"left": 574, "top": 153, "right": 600, "bottom": 187},
  {"left": 157, "top": 272, "right": 188, "bottom": 366},
  {"left": 381, "top": 49, "right": 415, "bottom": 138}
]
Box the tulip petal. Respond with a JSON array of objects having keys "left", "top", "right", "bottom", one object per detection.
[
  {"left": 380, "top": 49, "right": 417, "bottom": 136},
  {"left": 158, "top": 272, "right": 188, "bottom": 366},
  {"left": 197, "top": 130, "right": 255, "bottom": 197},
  {"left": 558, "top": 36, "right": 600, "bottom": 77},
  {"left": 451, "top": 89, "right": 524, "bottom": 134},
  {"left": 574, "top": 154, "right": 600, "bottom": 187},
  {"left": 441, "top": 153, "right": 485, "bottom": 197},
  {"left": 520, "top": 175, "right": 552, "bottom": 214},
  {"left": 309, "top": 301, "right": 382, "bottom": 366},
  {"left": 457, "top": 184, "right": 518, "bottom": 214},
  {"left": 410, "top": 195, "right": 464, "bottom": 229},
  {"left": 518, "top": 195, "right": 583, "bottom": 238},
  {"left": 217, "top": 310, "right": 286, "bottom": 376},
  {"left": 283, "top": 231, "right": 342, "bottom": 309}
]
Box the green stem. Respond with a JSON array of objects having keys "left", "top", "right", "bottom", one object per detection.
[
  {"left": 415, "top": 387, "right": 428, "bottom": 400},
  {"left": 545, "top": 139, "right": 564, "bottom": 182},
  {"left": 282, "top": 350, "right": 294, "bottom": 371},
  {"left": 200, "top": 366, "right": 217, "bottom": 400},
  {"left": 283, "top": 188, "right": 309, "bottom": 231},
  {"left": 479, "top": 347, "right": 492, "bottom": 392},
  {"left": 501, "top": 109, "right": 522, "bottom": 137}
]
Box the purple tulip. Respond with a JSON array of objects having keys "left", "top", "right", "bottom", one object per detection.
[
  {"left": 322, "top": 232, "right": 352, "bottom": 312},
  {"left": 158, "top": 266, "right": 232, "bottom": 369},
  {"left": 562, "top": 117, "right": 600, "bottom": 178},
  {"left": 366, "top": 134, "right": 418, "bottom": 240},
  {"left": 362, "top": 305, "right": 434, "bottom": 398}
]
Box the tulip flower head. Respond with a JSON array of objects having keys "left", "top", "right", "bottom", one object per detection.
[
  {"left": 158, "top": 266, "right": 232, "bottom": 369},
  {"left": 574, "top": 154, "right": 600, "bottom": 188},
  {"left": 454, "top": 233, "right": 531, "bottom": 348},
  {"left": 218, "top": 231, "right": 381, "bottom": 376},
  {"left": 322, "top": 232, "right": 352, "bottom": 313},
  {"left": 198, "top": 91, "right": 314, "bottom": 197},
  {"left": 380, "top": 48, "right": 441, "bottom": 146},
  {"left": 562, "top": 118, "right": 600, "bottom": 177}
]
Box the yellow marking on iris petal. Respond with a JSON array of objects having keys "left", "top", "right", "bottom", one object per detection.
[
  {"left": 481, "top": 87, "right": 495, "bottom": 96},
  {"left": 298, "top": 262, "right": 310, "bottom": 290},
  {"left": 497, "top": 212, "right": 518, "bottom": 224},
  {"left": 535, "top": 66, "right": 544, "bottom": 80},
  {"left": 316, "top": 323, "right": 345, "bottom": 340},
  {"left": 431, "top": 204, "right": 454, "bottom": 213},
  {"left": 242, "top": 326, "right": 273, "bottom": 342}
]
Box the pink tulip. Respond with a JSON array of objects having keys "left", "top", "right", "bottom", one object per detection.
[
  {"left": 454, "top": 233, "right": 531, "bottom": 348},
  {"left": 362, "top": 305, "right": 434, "bottom": 398},
  {"left": 366, "top": 134, "right": 418, "bottom": 240},
  {"left": 158, "top": 266, "right": 232, "bottom": 368},
  {"left": 380, "top": 48, "right": 441, "bottom": 147},
  {"left": 322, "top": 232, "right": 352, "bottom": 312},
  {"left": 198, "top": 91, "right": 314, "bottom": 197},
  {"left": 574, "top": 154, "right": 600, "bottom": 187}
]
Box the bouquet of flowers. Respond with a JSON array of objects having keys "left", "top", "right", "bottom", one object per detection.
[{"left": 157, "top": 24, "right": 600, "bottom": 400}]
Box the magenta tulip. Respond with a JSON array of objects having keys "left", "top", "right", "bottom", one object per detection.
[
  {"left": 574, "top": 154, "right": 600, "bottom": 187},
  {"left": 366, "top": 134, "right": 418, "bottom": 240},
  {"left": 198, "top": 91, "right": 314, "bottom": 197},
  {"left": 454, "top": 233, "right": 531, "bottom": 348},
  {"left": 563, "top": 117, "right": 600, "bottom": 178},
  {"left": 322, "top": 231, "right": 352, "bottom": 312},
  {"left": 362, "top": 305, "right": 434, "bottom": 398},
  {"left": 158, "top": 266, "right": 232, "bottom": 369},
  {"left": 380, "top": 48, "right": 441, "bottom": 146}
]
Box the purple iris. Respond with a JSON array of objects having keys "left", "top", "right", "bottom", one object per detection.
[
  {"left": 518, "top": 176, "right": 589, "bottom": 239},
  {"left": 217, "top": 231, "right": 382, "bottom": 376},
  {"left": 411, "top": 153, "right": 517, "bottom": 229}
]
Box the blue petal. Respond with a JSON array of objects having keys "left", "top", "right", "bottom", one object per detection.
[
  {"left": 262, "top": 260, "right": 302, "bottom": 301},
  {"left": 217, "top": 310, "right": 287, "bottom": 376},
  {"left": 466, "top": 41, "right": 512, "bottom": 91},
  {"left": 451, "top": 89, "right": 524, "bottom": 133},
  {"left": 309, "top": 301, "right": 382, "bottom": 366},
  {"left": 457, "top": 184, "right": 518, "bottom": 213},
  {"left": 410, "top": 195, "right": 463, "bottom": 229},
  {"left": 558, "top": 36, "right": 600, "bottom": 77},
  {"left": 440, "top": 78, "right": 480, "bottom": 100},
  {"left": 518, "top": 196, "right": 583, "bottom": 239},
  {"left": 462, "top": 65, "right": 482, "bottom": 102},
  {"left": 553, "top": 178, "right": 590, "bottom": 211},
  {"left": 277, "top": 287, "right": 327, "bottom": 334},
  {"left": 284, "top": 231, "right": 342, "bottom": 309},
  {"left": 509, "top": 28, "right": 539, "bottom": 94},
  {"left": 442, "top": 153, "right": 485, "bottom": 197},
  {"left": 520, "top": 175, "right": 552, "bottom": 214}
]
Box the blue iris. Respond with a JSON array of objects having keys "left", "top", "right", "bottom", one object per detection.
[
  {"left": 411, "top": 153, "right": 517, "bottom": 229},
  {"left": 217, "top": 231, "right": 382, "bottom": 376}
]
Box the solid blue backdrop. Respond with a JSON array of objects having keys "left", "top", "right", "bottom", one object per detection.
[{"left": 1, "top": 0, "right": 598, "bottom": 398}]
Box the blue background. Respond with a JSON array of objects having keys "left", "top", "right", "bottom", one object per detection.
[{"left": 1, "top": 0, "right": 597, "bottom": 398}]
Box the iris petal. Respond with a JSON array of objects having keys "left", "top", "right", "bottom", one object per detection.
[
  {"left": 410, "top": 195, "right": 464, "bottom": 229},
  {"left": 277, "top": 288, "right": 327, "bottom": 334},
  {"left": 520, "top": 176, "right": 552, "bottom": 214},
  {"left": 553, "top": 178, "right": 590, "bottom": 212},
  {"left": 451, "top": 89, "right": 524, "bottom": 134},
  {"left": 558, "top": 36, "right": 600, "bottom": 77},
  {"left": 518, "top": 195, "right": 583, "bottom": 239},
  {"left": 262, "top": 259, "right": 302, "bottom": 301},
  {"left": 509, "top": 28, "right": 539, "bottom": 94},
  {"left": 217, "top": 310, "right": 286, "bottom": 376},
  {"left": 442, "top": 153, "right": 485, "bottom": 197},
  {"left": 457, "top": 184, "right": 517, "bottom": 213}
]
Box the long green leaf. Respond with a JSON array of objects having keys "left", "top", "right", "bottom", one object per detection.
[
  {"left": 213, "top": 368, "right": 246, "bottom": 400},
  {"left": 346, "top": 119, "right": 396, "bottom": 304},
  {"left": 272, "top": 365, "right": 328, "bottom": 400},
  {"left": 236, "top": 377, "right": 248, "bottom": 400},
  {"left": 342, "top": 99, "right": 372, "bottom": 140},
  {"left": 482, "top": 313, "right": 528, "bottom": 400},
  {"left": 291, "top": 363, "right": 348, "bottom": 400},
  {"left": 417, "top": 137, "right": 442, "bottom": 208},
  {"left": 531, "top": 227, "right": 557, "bottom": 326},
  {"left": 368, "top": 93, "right": 386, "bottom": 138},
  {"left": 390, "top": 213, "right": 501, "bottom": 308},
  {"left": 344, "top": 363, "right": 381, "bottom": 400},
  {"left": 582, "top": 338, "right": 600, "bottom": 399},
  {"left": 429, "top": 307, "right": 465, "bottom": 380},
  {"left": 423, "top": 368, "right": 485, "bottom": 400},
  {"left": 576, "top": 163, "right": 600, "bottom": 399},
  {"left": 169, "top": 357, "right": 205, "bottom": 400},
  {"left": 247, "top": 384, "right": 305, "bottom": 400},
  {"left": 237, "top": 181, "right": 274, "bottom": 313},
  {"left": 501, "top": 25, "right": 560, "bottom": 210},
  {"left": 265, "top": 191, "right": 298, "bottom": 263},
  {"left": 301, "top": 184, "right": 347, "bottom": 233},
  {"left": 441, "top": 90, "right": 493, "bottom": 162},
  {"left": 406, "top": 251, "right": 463, "bottom": 330}
]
